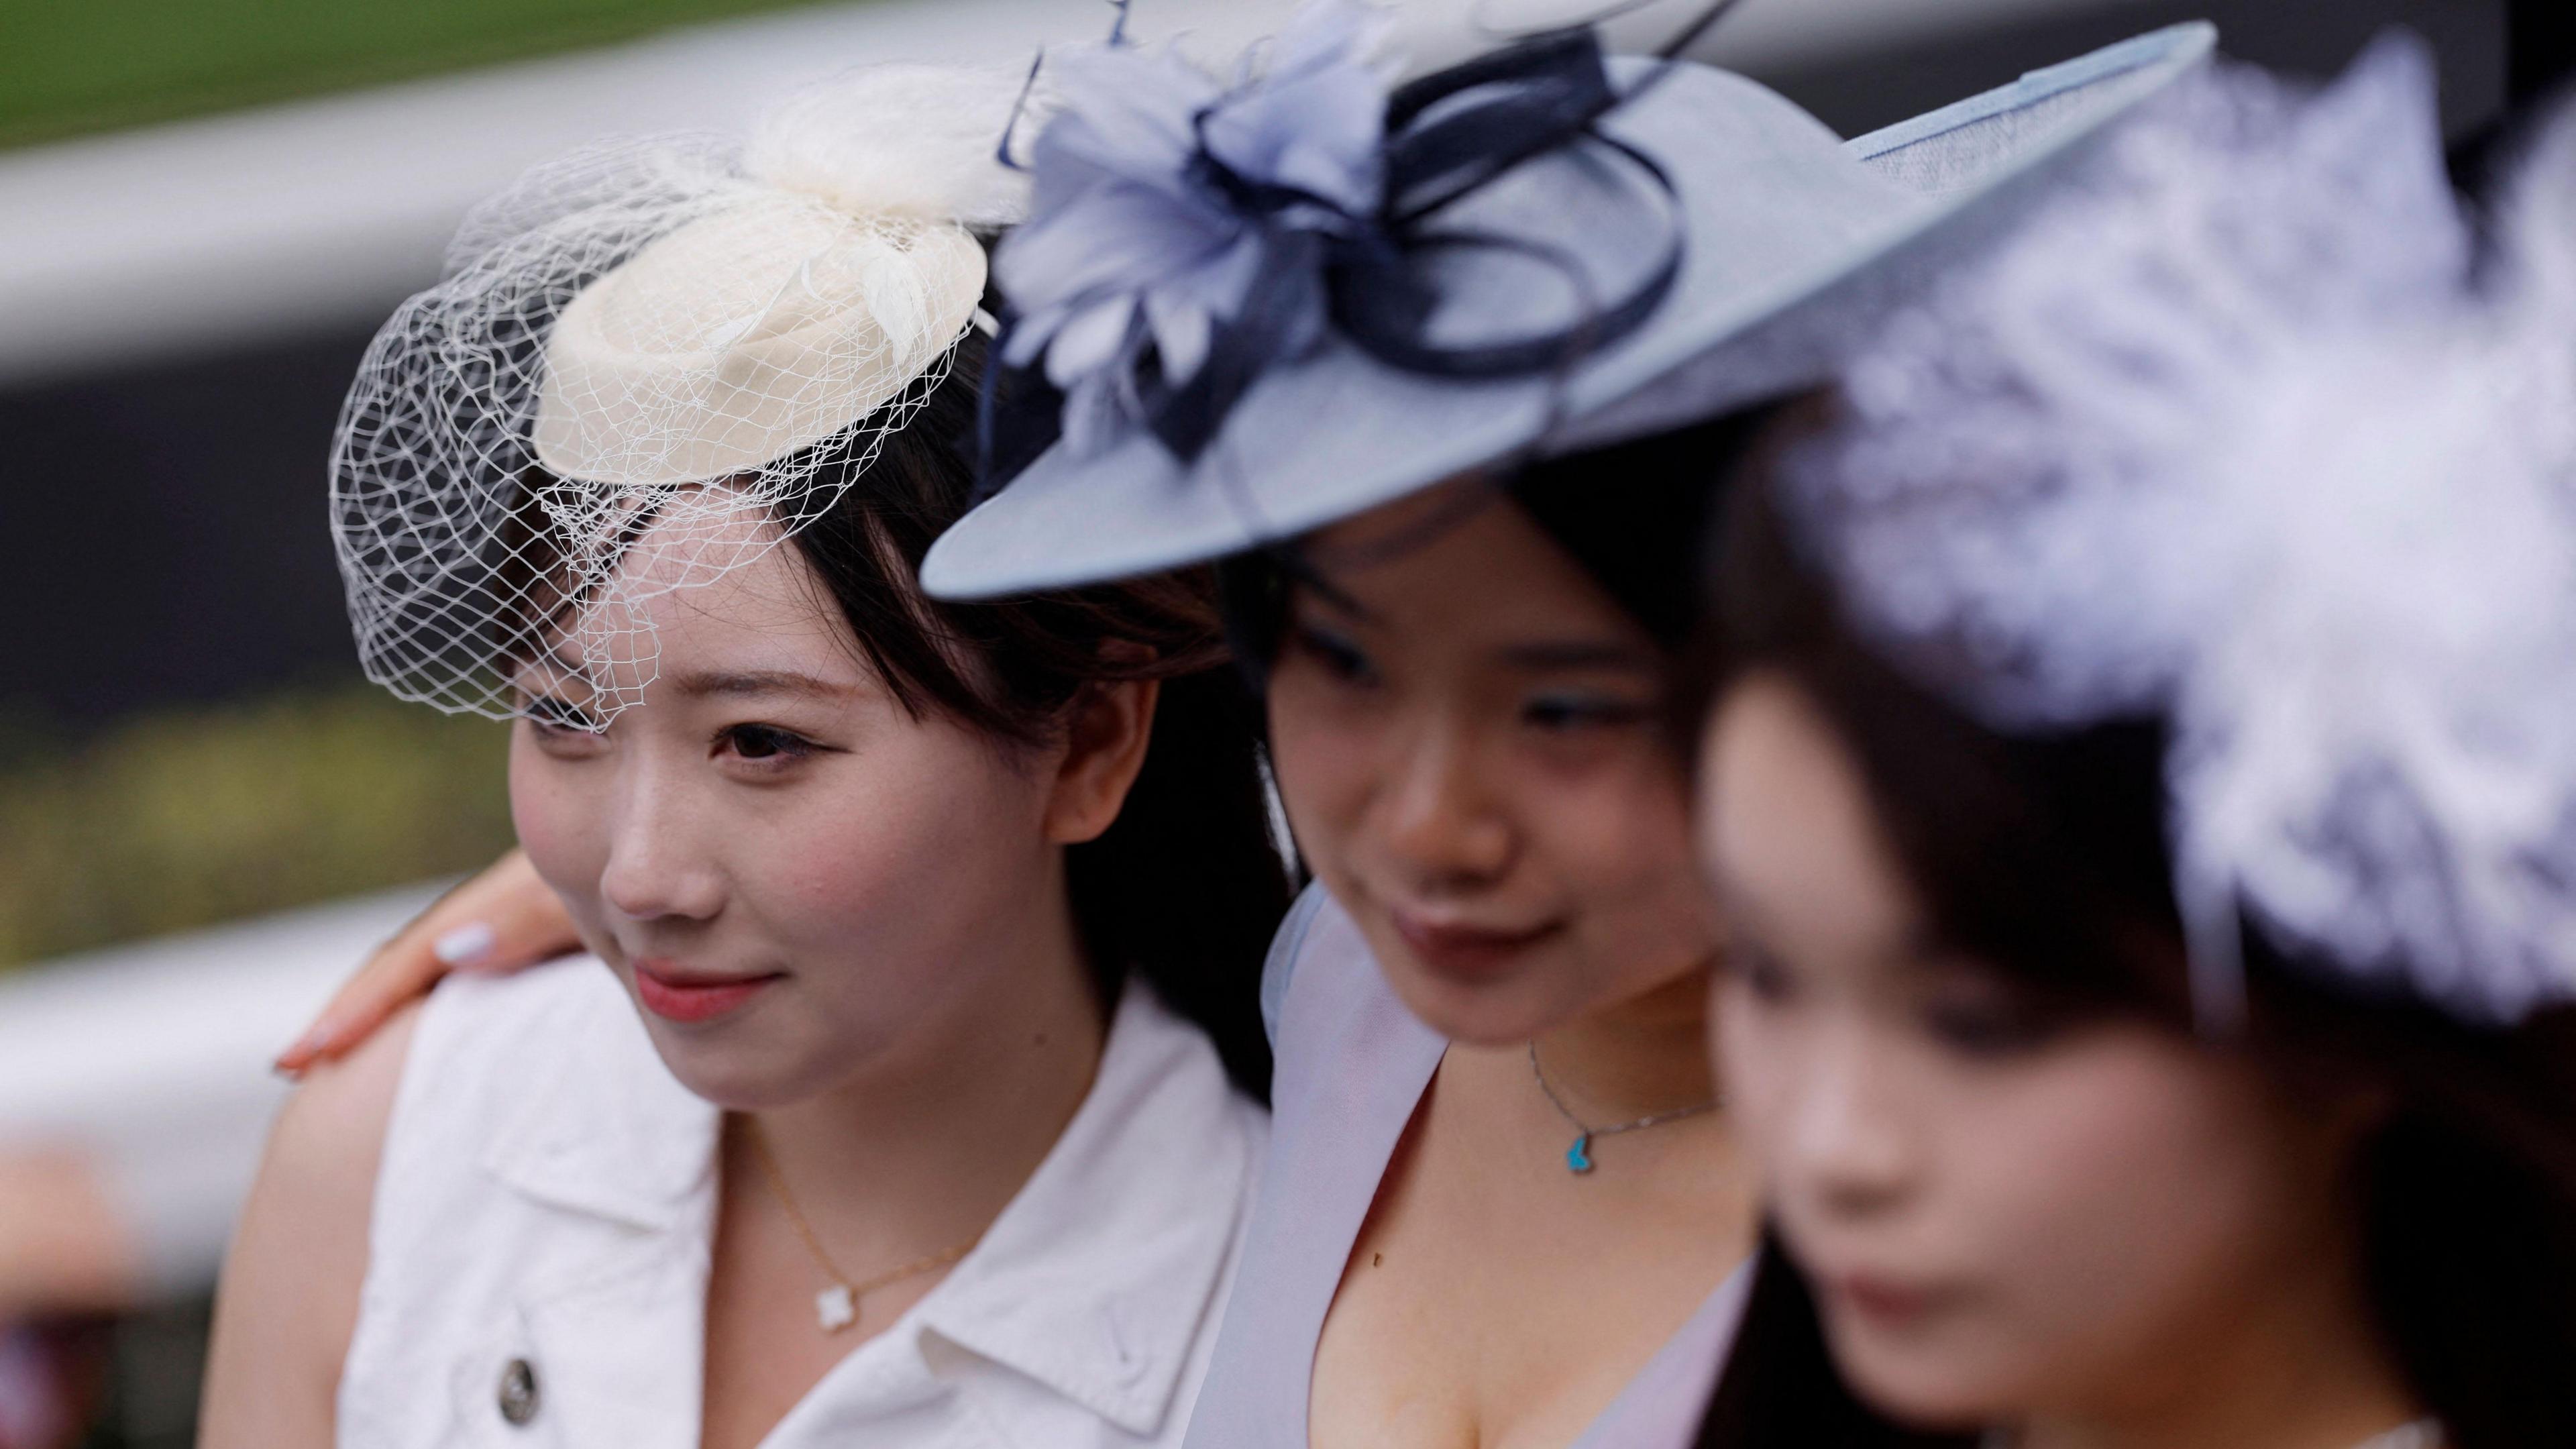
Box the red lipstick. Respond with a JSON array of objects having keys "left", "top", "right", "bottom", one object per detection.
[
  {"left": 1829, "top": 1273, "right": 1949, "bottom": 1332},
  {"left": 631, "top": 959, "right": 781, "bottom": 1024},
  {"left": 1387, "top": 910, "right": 1561, "bottom": 983}
]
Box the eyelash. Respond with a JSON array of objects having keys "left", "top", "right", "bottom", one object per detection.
[
  {"left": 1729, "top": 943, "right": 1799, "bottom": 1005},
  {"left": 1921, "top": 992, "right": 2061, "bottom": 1059},
  {"left": 1522, "top": 694, "right": 1650, "bottom": 732},
  {"left": 521, "top": 702, "right": 825, "bottom": 777},
  {"left": 1287, "top": 623, "right": 1377, "bottom": 686},
  {"left": 715, "top": 723, "right": 820, "bottom": 767},
  {"left": 525, "top": 697, "right": 602, "bottom": 737},
  {"left": 1287, "top": 625, "right": 1650, "bottom": 732}
]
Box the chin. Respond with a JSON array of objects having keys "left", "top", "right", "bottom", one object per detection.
[
  {"left": 1370, "top": 946, "right": 1575, "bottom": 1046},
  {"left": 1819, "top": 1314, "right": 2017, "bottom": 1433},
  {"left": 637, "top": 1022, "right": 823, "bottom": 1113}
]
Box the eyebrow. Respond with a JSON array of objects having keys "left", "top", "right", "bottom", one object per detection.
[
  {"left": 667, "top": 669, "right": 859, "bottom": 702},
  {"left": 1495, "top": 639, "right": 1660, "bottom": 672},
  {"left": 514, "top": 649, "right": 853, "bottom": 705},
  {"left": 1292, "top": 577, "right": 1381, "bottom": 625},
  {"left": 508, "top": 646, "right": 594, "bottom": 698},
  {"left": 1289, "top": 582, "right": 1654, "bottom": 672}
]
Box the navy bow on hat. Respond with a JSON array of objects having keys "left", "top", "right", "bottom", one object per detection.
[{"left": 977, "top": 0, "right": 1703, "bottom": 496}]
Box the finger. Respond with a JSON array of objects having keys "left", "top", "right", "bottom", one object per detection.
[
  {"left": 274, "top": 852, "right": 576, "bottom": 1073},
  {"left": 455, "top": 851, "right": 584, "bottom": 975},
  {"left": 430, "top": 920, "right": 502, "bottom": 972},
  {"left": 273, "top": 928, "right": 451, "bottom": 1077}
]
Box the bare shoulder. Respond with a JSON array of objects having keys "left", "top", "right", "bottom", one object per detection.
[
  {"left": 272, "top": 994, "right": 423, "bottom": 1193},
  {"left": 199, "top": 998, "right": 425, "bottom": 1449}
]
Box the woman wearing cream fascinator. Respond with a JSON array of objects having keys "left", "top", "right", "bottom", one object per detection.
[{"left": 201, "top": 62, "right": 1290, "bottom": 1449}]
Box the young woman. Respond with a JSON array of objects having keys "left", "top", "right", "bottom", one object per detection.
[
  {"left": 203, "top": 66, "right": 1288, "bottom": 1449},
  {"left": 1688, "top": 44, "right": 2576, "bottom": 1449},
  {"left": 277, "top": 9, "right": 2212, "bottom": 1446}
]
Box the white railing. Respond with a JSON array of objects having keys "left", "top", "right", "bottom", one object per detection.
[
  {"left": 0, "top": 0, "right": 2130, "bottom": 384},
  {"left": 0, "top": 885, "right": 444, "bottom": 1295}
]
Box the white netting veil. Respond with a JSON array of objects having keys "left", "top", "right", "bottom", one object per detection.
[{"left": 331, "top": 63, "right": 1032, "bottom": 722}]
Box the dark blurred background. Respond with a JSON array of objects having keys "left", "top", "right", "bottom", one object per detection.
[{"left": 0, "top": 0, "right": 2530, "bottom": 734}]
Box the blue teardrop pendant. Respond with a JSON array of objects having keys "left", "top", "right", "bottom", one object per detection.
[{"left": 1566, "top": 1132, "right": 1594, "bottom": 1174}]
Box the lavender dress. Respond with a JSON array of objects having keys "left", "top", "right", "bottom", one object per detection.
[{"left": 1181, "top": 886, "right": 1751, "bottom": 1448}]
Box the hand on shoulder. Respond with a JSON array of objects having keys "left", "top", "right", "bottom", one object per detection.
[{"left": 275, "top": 849, "right": 581, "bottom": 1075}]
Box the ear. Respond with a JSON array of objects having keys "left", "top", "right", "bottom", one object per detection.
[{"left": 1042, "top": 676, "right": 1162, "bottom": 846}]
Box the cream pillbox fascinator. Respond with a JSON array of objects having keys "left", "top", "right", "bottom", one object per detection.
[
  {"left": 918, "top": 3, "right": 2216, "bottom": 600},
  {"left": 334, "top": 64, "right": 1028, "bottom": 722}
]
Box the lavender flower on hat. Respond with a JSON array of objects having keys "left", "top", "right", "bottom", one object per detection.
[{"left": 995, "top": 0, "right": 1399, "bottom": 456}]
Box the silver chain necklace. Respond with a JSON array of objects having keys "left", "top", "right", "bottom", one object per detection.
[
  {"left": 1526, "top": 1042, "right": 1716, "bottom": 1174},
  {"left": 1982, "top": 1419, "right": 2443, "bottom": 1449}
]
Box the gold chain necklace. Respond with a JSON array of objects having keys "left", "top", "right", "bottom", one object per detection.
[{"left": 743, "top": 1118, "right": 982, "bottom": 1334}]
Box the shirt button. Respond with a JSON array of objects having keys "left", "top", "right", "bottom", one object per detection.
[{"left": 497, "top": 1358, "right": 541, "bottom": 1427}]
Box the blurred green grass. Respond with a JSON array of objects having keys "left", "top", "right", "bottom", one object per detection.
[
  {"left": 0, "top": 686, "right": 516, "bottom": 967},
  {"left": 0, "top": 0, "right": 843, "bottom": 150}
]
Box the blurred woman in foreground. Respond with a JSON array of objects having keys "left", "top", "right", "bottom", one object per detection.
[{"left": 1690, "top": 42, "right": 2576, "bottom": 1449}]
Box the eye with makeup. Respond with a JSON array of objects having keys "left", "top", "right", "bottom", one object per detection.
[
  {"left": 711, "top": 721, "right": 837, "bottom": 775},
  {"left": 519, "top": 692, "right": 606, "bottom": 753},
  {"left": 1718, "top": 935, "right": 1802, "bottom": 1009},
  {"left": 1282, "top": 617, "right": 1379, "bottom": 688},
  {"left": 1912, "top": 962, "right": 2068, "bottom": 1061},
  {"left": 1521, "top": 689, "right": 1653, "bottom": 733}
]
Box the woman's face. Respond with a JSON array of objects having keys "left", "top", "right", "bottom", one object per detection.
[
  {"left": 1696, "top": 674, "right": 2361, "bottom": 1428},
  {"left": 1265, "top": 482, "right": 1722, "bottom": 1046},
  {"left": 508, "top": 516, "right": 1104, "bottom": 1111}
]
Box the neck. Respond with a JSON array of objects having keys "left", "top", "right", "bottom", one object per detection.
[
  {"left": 2014, "top": 1216, "right": 2421, "bottom": 1449},
  {"left": 1532, "top": 966, "right": 1715, "bottom": 1120},
  {"left": 741, "top": 873, "right": 1109, "bottom": 1258}
]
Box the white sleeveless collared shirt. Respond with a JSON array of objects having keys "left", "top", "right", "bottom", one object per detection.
[{"left": 337, "top": 959, "right": 1266, "bottom": 1449}]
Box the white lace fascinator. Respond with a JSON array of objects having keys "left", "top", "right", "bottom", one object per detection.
[
  {"left": 1786, "top": 38, "right": 2576, "bottom": 1026},
  {"left": 331, "top": 64, "right": 1031, "bottom": 722}
]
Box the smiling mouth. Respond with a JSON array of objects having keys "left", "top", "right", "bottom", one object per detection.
[
  {"left": 630, "top": 959, "right": 785, "bottom": 1025},
  {"left": 1827, "top": 1273, "right": 1960, "bottom": 1332},
  {"left": 1385, "top": 908, "right": 1564, "bottom": 983}
]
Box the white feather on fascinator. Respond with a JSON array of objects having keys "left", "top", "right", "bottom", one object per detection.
[
  {"left": 1786, "top": 37, "right": 2576, "bottom": 1026},
  {"left": 333, "top": 64, "right": 1032, "bottom": 722}
]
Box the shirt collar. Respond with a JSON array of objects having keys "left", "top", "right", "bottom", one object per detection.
[
  {"left": 482, "top": 965, "right": 718, "bottom": 1232},
  {"left": 916, "top": 984, "right": 1259, "bottom": 1436},
  {"left": 482, "top": 968, "right": 1258, "bottom": 1438}
]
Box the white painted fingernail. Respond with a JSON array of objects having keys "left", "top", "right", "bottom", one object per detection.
[{"left": 433, "top": 922, "right": 498, "bottom": 967}]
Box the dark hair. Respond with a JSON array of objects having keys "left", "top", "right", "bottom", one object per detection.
[
  {"left": 1214, "top": 407, "right": 1774, "bottom": 678},
  {"left": 1689, "top": 398, "right": 2576, "bottom": 1448},
  {"left": 512, "top": 333, "right": 1289, "bottom": 1099}
]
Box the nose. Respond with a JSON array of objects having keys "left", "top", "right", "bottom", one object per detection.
[
  {"left": 1373, "top": 712, "right": 1514, "bottom": 892},
  {"left": 1780, "top": 1021, "right": 1919, "bottom": 1220},
  {"left": 596, "top": 766, "right": 726, "bottom": 926}
]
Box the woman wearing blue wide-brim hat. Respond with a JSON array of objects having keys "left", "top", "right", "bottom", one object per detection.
[
  {"left": 914, "top": 5, "right": 2211, "bottom": 1446},
  {"left": 280, "top": 7, "right": 2214, "bottom": 1445}
]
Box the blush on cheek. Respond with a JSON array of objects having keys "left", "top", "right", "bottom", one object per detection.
[
  {"left": 508, "top": 736, "right": 600, "bottom": 906},
  {"left": 1709, "top": 980, "right": 1772, "bottom": 1134},
  {"left": 1263, "top": 708, "right": 1356, "bottom": 887},
  {"left": 1889, "top": 1034, "right": 2300, "bottom": 1416},
  {"left": 772, "top": 828, "right": 890, "bottom": 921}
]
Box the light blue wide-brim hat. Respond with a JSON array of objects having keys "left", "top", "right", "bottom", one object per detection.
[{"left": 921, "top": 21, "right": 2216, "bottom": 600}]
